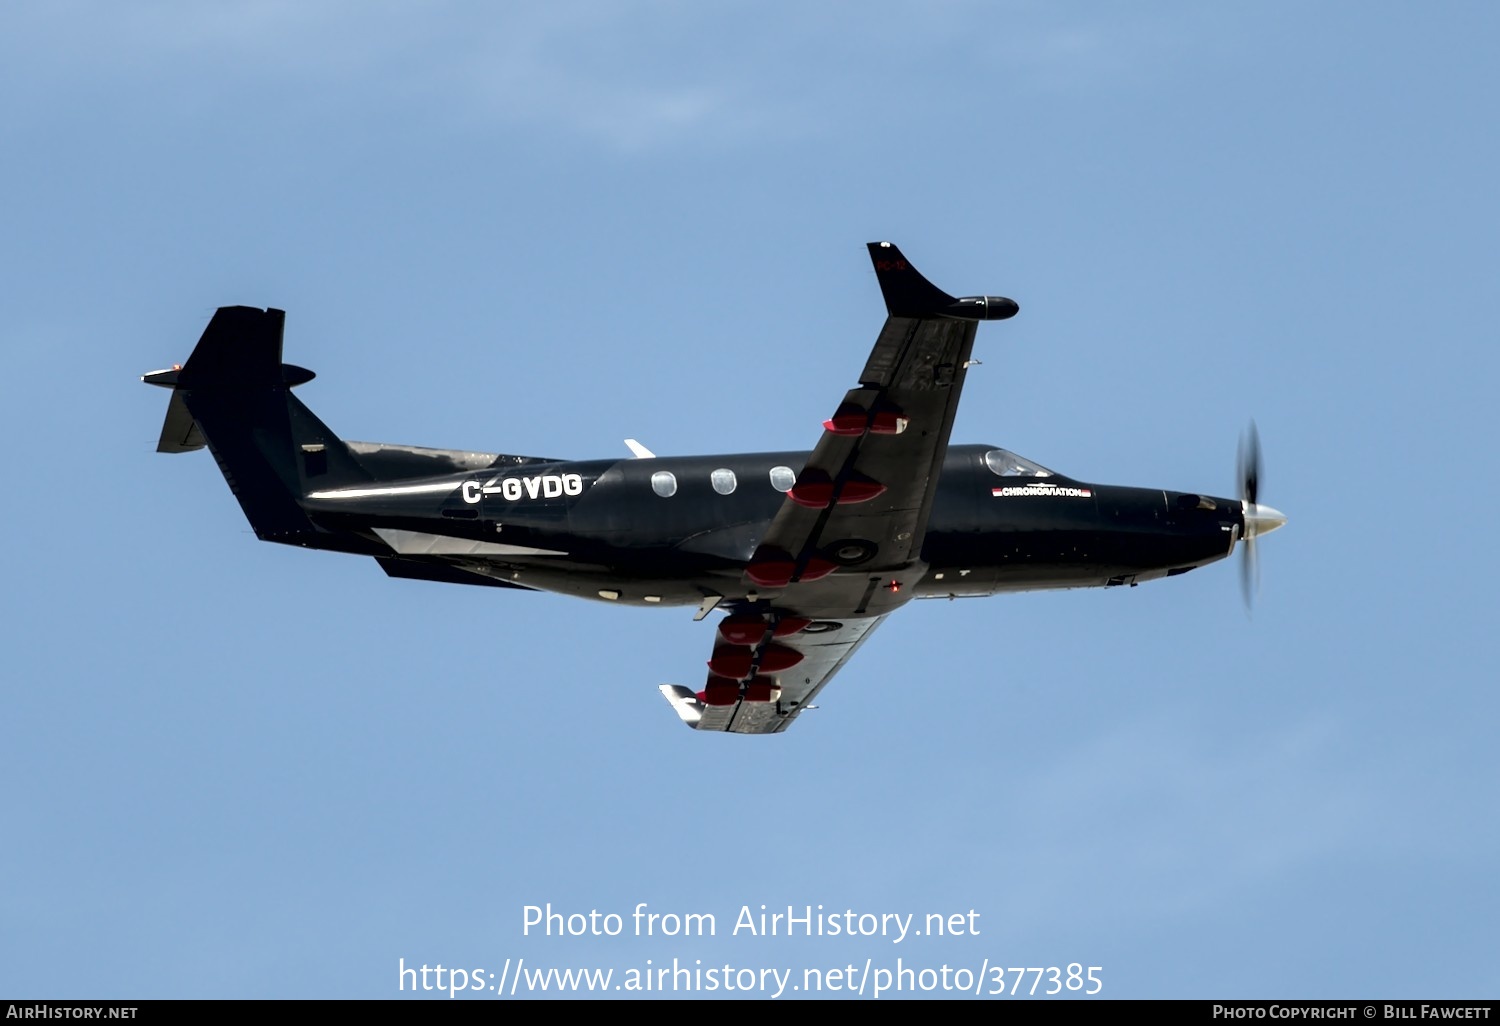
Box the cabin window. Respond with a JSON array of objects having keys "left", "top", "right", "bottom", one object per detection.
[
  {"left": 650, "top": 471, "right": 678, "bottom": 497},
  {"left": 983, "top": 449, "right": 1054, "bottom": 478},
  {"left": 769, "top": 466, "right": 795, "bottom": 492},
  {"left": 711, "top": 468, "right": 737, "bottom": 495}
]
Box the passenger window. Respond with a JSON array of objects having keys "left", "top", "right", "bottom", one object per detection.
[
  {"left": 769, "top": 466, "right": 795, "bottom": 492},
  {"left": 711, "top": 468, "right": 737, "bottom": 495},
  {"left": 651, "top": 471, "right": 678, "bottom": 497}
]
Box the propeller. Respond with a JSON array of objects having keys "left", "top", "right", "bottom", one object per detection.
[{"left": 1237, "top": 420, "right": 1287, "bottom": 609}]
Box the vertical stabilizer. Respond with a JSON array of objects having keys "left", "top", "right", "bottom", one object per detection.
[{"left": 145, "top": 306, "right": 371, "bottom": 545}]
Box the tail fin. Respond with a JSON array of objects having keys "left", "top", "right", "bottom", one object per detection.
[{"left": 144, "top": 306, "right": 372, "bottom": 547}]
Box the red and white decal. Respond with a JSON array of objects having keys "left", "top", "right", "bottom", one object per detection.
[{"left": 992, "top": 484, "right": 1092, "bottom": 498}]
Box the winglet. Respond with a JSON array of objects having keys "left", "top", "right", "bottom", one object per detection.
[
  {"left": 867, "top": 242, "right": 1018, "bottom": 321},
  {"left": 658, "top": 684, "right": 704, "bottom": 729},
  {"left": 868, "top": 242, "right": 956, "bottom": 316}
]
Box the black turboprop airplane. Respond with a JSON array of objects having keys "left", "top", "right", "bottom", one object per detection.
[{"left": 145, "top": 243, "right": 1285, "bottom": 734}]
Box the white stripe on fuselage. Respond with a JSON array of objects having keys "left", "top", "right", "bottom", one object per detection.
[{"left": 306, "top": 482, "right": 460, "bottom": 500}]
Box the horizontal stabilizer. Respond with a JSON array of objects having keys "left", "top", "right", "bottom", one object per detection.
[
  {"left": 178, "top": 306, "right": 303, "bottom": 389},
  {"left": 155, "top": 390, "right": 205, "bottom": 453}
]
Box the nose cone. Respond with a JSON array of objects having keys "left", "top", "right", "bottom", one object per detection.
[{"left": 1243, "top": 502, "right": 1287, "bottom": 539}]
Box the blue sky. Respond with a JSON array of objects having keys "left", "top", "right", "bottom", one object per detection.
[{"left": 3, "top": 1, "right": 1496, "bottom": 1000}]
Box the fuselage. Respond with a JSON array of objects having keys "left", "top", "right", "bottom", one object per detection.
[{"left": 300, "top": 443, "right": 1243, "bottom": 606}]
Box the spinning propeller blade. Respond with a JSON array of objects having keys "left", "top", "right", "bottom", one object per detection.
[{"left": 1237, "top": 420, "right": 1286, "bottom": 610}]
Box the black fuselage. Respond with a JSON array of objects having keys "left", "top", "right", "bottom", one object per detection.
[{"left": 300, "top": 443, "right": 1241, "bottom": 607}]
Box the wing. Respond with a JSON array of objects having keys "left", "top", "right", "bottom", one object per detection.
[
  {"left": 660, "top": 243, "right": 1016, "bottom": 733},
  {"left": 746, "top": 243, "right": 1016, "bottom": 620},
  {"left": 660, "top": 614, "right": 886, "bottom": 734}
]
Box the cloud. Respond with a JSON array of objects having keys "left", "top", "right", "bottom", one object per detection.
[
  {"left": 2, "top": 2, "right": 1196, "bottom": 153},
  {"left": 2, "top": 3, "right": 757, "bottom": 150}
]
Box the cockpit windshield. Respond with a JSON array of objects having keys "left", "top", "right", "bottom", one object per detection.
[{"left": 983, "top": 448, "right": 1055, "bottom": 478}]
